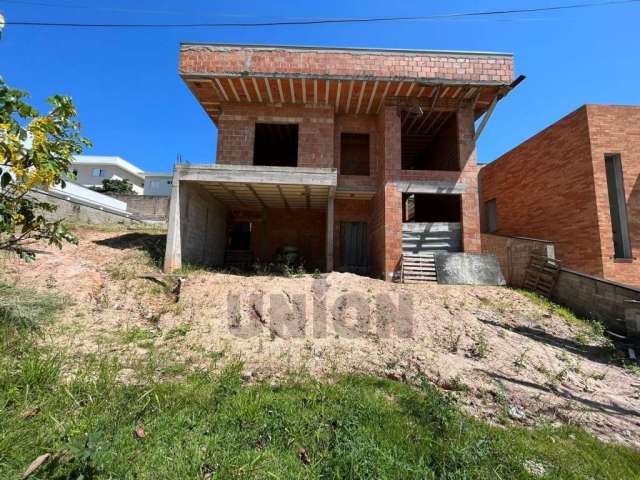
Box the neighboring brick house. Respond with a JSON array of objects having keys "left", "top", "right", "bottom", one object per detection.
[
  {"left": 164, "top": 43, "right": 518, "bottom": 280},
  {"left": 479, "top": 105, "right": 640, "bottom": 286}
]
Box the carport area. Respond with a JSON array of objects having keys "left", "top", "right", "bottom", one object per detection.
[{"left": 163, "top": 164, "right": 338, "bottom": 272}]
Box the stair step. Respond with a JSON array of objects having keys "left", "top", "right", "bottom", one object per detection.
[{"left": 403, "top": 274, "right": 437, "bottom": 280}]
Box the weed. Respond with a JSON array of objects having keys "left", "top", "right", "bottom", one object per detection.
[
  {"left": 445, "top": 329, "right": 462, "bottom": 353},
  {"left": 118, "top": 327, "right": 158, "bottom": 344},
  {"left": 164, "top": 324, "right": 191, "bottom": 340},
  {"left": 0, "top": 283, "right": 66, "bottom": 330},
  {"left": 514, "top": 349, "right": 530, "bottom": 369},
  {"left": 470, "top": 330, "right": 490, "bottom": 359},
  {"left": 518, "top": 290, "right": 608, "bottom": 344}
]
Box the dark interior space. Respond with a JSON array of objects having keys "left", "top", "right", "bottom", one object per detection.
[
  {"left": 253, "top": 123, "right": 298, "bottom": 167},
  {"left": 229, "top": 221, "right": 252, "bottom": 250},
  {"left": 340, "top": 133, "right": 370, "bottom": 176},
  {"left": 401, "top": 112, "right": 460, "bottom": 171},
  {"left": 403, "top": 193, "right": 461, "bottom": 223}
]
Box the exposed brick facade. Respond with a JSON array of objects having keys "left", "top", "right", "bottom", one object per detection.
[
  {"left": 180, "top": 44, "right": 513, "bottom": 84},
  {"left": 217, "top": 104, "right": 334, "bottom": 168},
  {"left": 479, "top": 105, "right": 640, "bottom": 287},
  {"left": 173, "top": 44, "right": 512, "bottom": 279}
]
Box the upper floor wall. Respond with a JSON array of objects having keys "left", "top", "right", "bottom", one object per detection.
[
  {"left": 181, "top": 43, "right": 517, "bottom": 191},
  {"left": 180, "top": 43, "right": 513, "bottom": 86}
]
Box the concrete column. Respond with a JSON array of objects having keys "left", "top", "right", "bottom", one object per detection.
[
  {"left": 457, "top": 103, "right": 482, "bottom": 254},
  {"left": 326, "top": 188, "right": 335, "bottom": 272},
  {"left": 163, "top": 178, "right": 182, "bottom": 273}
]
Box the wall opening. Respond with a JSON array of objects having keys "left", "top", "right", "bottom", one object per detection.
[
  {"left": 484, "top": 198, "right": 497, "bottom": 233},
  {"left": 253, "top": 123, "right": 298, "bottom": 167},
  {"left": 229, "top": 221, "right": 252, "bottom": 251},
  {"left": 340, "top": 133, "right": 370, "bottom": 176},
  {"left": 401, "top": 112, "right": 460, "bottom": 171},
  {"left": 403, "top": 193, "right": 461, "bottom": 223},
  {"left": 604, "top": 154, "right": 632, "bottom": 259}
]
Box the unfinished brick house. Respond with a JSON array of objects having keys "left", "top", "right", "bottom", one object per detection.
[
  {"left": 479, "top": 105, "right": 640, "bottom": 286},
  {"left": 164, "top": 43, "right": 518, "bottom": 281}
]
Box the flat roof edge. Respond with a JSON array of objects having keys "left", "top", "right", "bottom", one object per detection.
[
  {"left": 181, "top": 71, "right": 510, "bottom": 87},
  {"left": 180, "top": 42, "right": 513, "bottom": 58}
]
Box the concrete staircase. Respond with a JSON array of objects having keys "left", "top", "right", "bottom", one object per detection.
[
  {"left": 400, "top": 253, "right": 437, "bottom": 283},
  {"left": 399, "top": 222, "right": 462, "bottom": 284}
]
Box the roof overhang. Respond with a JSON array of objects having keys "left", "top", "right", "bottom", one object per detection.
[
  {"left": 179, "top": 43, "right": 518, "bottom": 124},
  {"left": 175, "top": 164, "right": 337, "bottom": 210},
  {"left": 183, "top": 74, "right": 515, "bottom": 124}
]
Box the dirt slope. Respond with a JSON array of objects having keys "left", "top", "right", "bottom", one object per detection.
[{"left": 3, "top": 227, "right": 640, "bottom": 448}]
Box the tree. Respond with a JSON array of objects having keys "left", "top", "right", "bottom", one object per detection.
[
  {"left": 0, "top": 77, "right": 91, "bottom": 260},
  {"left": 97, "top": 178, "right": 134, "bottom": 194}
]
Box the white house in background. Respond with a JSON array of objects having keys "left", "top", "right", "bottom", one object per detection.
[
  {"left": 72, "top": 155, "right": 145, "bottom": 195},
  {"left": 143, "top": 172, "right": 173, "bottom": 196}
]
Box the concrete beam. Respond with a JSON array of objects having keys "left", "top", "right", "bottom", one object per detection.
[
  {"left": 175, "top": 164, "right": 338, "bottom": 187},
  {"left": 395, "top": 180, "right": 467, "bottom": 195}
]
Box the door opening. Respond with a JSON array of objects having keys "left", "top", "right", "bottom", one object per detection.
[
  {"left": 340, "top": 222, "right": 368, "bottom": 274},
  {"left": 229, "top": 222, "right": 252, "bottom": 251}
]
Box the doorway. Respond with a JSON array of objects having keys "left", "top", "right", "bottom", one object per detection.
[
  {"left": 340, "top": 222, "right": 369, "bottom": 274},
  {"left": 229, "top": 221, "right": 252, "bottom": 251}
]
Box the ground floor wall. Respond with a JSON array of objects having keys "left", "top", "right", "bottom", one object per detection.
[
  {"left": 481, "top": 233, "right": 556, "bottom": 287},
  {"left": 552, "top": 267, "right": 640, "bottom": 336},
  {"left": 180, "top": 183, "right": 227, "bottom": 267},
  {"left": 244, "top": 208, "right": 327, "bottom": 271}
]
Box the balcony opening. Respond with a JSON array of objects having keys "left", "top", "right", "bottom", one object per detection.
[
  {"left": 401, "top": 111, "right": 460, "bottom": 171},
  {"left": 403, "top": 193, "right": 461, "bottom": 223},
  {"left": 253, "top": 123, "right": 298, "bottom": 167},
  {"left": 340, "top": 133, "right": 370, "bottom": 176}
]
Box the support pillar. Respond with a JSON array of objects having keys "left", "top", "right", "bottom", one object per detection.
[
  {"left": 163, "top": 178, "right": 182, "bottom": 273},
  {"left": 326, "top": 187, "right": 335, "bottom": 272},
  {"left": 457, "top": 103, "right": 482, "bottom": 254}
]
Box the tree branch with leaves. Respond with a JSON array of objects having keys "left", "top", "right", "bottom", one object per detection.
[{"left": 0, "top": 77, "right": 91, "bottom": 260}]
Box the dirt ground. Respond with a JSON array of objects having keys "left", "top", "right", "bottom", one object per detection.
[{"left": 3, "top": 227, "right": 640, "bottom": 449}]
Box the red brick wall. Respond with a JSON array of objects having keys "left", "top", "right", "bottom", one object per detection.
[
  {"left": 334, "top": 114, "right": 379, "bottom": 190},
  {"left": 457, "top": 104, "right": 482, "bottom": 254},
  {"left": 480, "top": 105, "right": 640, "bottom": 286},
  {"left": 479, "top": 107, "right": 604, "bottom": 276},
  {"left": 181, "top": 44, "right": 513, "bottom": 84},
  {"left": 216, "top": 104, "right": 334, "bottom": 168},
  {"left": 586, "top": 105, "right": 640, "bottom": 286},
  {"left": 215, "top": 102, "right": 482, "bottom": 281},
  {"left": 250, "top": 207, "right": 326, "bottom": 270}
]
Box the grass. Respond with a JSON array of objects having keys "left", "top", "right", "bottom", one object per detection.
[
  {"left": 1, "top": 283, "right": 640, "bottom": 479},
  {"left": 118, "top": 327, "right": 158, "bottom": 344},
  {"left": 518, "top": 289, "right": 608, "bottom": 340}
]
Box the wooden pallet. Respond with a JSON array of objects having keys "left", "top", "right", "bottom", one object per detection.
[
  {"left": 400, "top": 253, "right": 437, "bottom": 283},
  {"left": 523, "top": 255, "right": 561, "bottom": 297}
]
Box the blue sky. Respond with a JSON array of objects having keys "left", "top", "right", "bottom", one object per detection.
[{"left": 0, "top": 1, "right": 638, "bottom": 172}]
